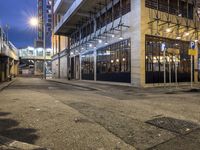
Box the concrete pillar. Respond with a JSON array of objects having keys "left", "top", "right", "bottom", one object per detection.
[
  {"left": 6, "top": 57, "right": 10, "bottom": 80},
  {"left": 94, "top": 50, "right": 97, "bottom": 81},
  {"left": 10, "top": 59, "right": 14, "bottom": 75},
  {"left": 58, "top": 36, "right": 61, "bottom": 78},
  {"left": 34, "top": 60, "right": 37, "bottom": 75},
  {"left": 14, "top": 61, "right": 19, "bottom": 76},
  {"left": 80, "top": 55, "right": 82, "bottom": 80},
  {"left": 130, "top": 0, "right": 141, "bottom": 87},
  {"left": 194, "top": 41, "right": 199, "bottom": 83},
  {"left": 0, "top": 59, "right": 2, "bottom": 82},
  {"left": 130, "top": 0, "right": 148, "bottom": 87}
]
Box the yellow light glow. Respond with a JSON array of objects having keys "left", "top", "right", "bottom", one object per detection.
[
  {"left": 166, "top": 28, "right": 171, "bottom": 33},
  {"left": 29, "top": 17, "right": 38, "bottom": 27},
  {"left": 185, "top": 32, "right": 190, "bottom": 36}
]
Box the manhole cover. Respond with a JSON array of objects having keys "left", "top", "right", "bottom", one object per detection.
[{"left": 146, "top": 117, "right": 200, "bottom": 134}]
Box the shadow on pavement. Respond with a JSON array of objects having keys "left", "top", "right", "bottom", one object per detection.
[{"left": 0, "top": 111, "right": 39, "bottom": 145}]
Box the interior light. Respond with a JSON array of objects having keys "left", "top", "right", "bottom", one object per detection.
[
  {"left": 166, "top": 28, "right": 171, "bottom": 33},
  {"left": 111, "top": 60, "right": 114, "bottom": 63},
  {"left": 119, "top": 36, "right": 123, "bottom": 40},
  {"left": 116, "top": 59, "right": 119, "bottom": 62},
  {"left": 111, "top": 34, "right": 115, "bottom": 38},
  {"left": 184, "top": 32, "right": 190, "bottom": 36},
  {"left": 176, "top": 36, "right": 181, "bottom": 40},
  {"left": 98, "top": 39, "right": 102, "bottom": 43},
  {"left": 89, "top": 44, "right": 92, "bottom": 47},
  {"left": 105, "top": 42, "right": 108, "bottom": 45},
  {"left": 122, "top": 58, "right": 126, "bottom": 61}
]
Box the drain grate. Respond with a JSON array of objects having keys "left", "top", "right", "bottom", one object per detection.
[{"left": 146, "top": 117, "right": 200, "bottom": 134}]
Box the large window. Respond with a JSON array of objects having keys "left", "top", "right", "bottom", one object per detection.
[
  {"left": 145, "top": 35, "right": 193, "bottom": 84},
  {"left": 145, "top": 0, "right": 194, "bottom": 19},
  {"left": 81, "top": 51, "right": 94, "bottom": 80},
  {"left": 97, "top": 39, "right": 131, "bottom": 83}
]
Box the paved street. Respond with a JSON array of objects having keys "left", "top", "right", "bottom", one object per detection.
[{"left": 0, "top": 78, "right": 200, "bottom": 150}]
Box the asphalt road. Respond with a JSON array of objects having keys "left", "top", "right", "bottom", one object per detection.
[{"left": 0, "top": 78, "right": 200, "bottom": 150}]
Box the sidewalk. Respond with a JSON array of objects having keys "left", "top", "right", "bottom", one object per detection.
[
  {"left": 0, "top": 80, "right": 16, "bottom": 91},
  {"left": 47, "top": 78, "right": 200, "bottom": 94}
]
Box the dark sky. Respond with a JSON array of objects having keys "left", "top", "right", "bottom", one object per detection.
[{"left": 0, "top": 0, "right": 37, "bottom": 48}]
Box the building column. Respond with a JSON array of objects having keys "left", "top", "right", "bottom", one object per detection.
[
  {"left": 0, "top": 58, "right": 2, "bottom": 82},
  {"left": 6, "top": 57, "right": 10, "bottom": 80},
  {"left": 130, "top": 0, "right": 147, "bottom": 87},
  {"left": 94, "top": 49, "right": 97, "bottom": 81},
  {"left": 194, "top": 41, "right": 199, "bottom": 83},
  {"left": 58, "top": 36, "right": 61, "bottom": 78},
  {"left": 80, "top": 55, "right": 82, "bottom": 80},
  {"left": 34, "top": 60, "right": 37, "bottom": 75}
]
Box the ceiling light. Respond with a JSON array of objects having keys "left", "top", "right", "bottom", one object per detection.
[
  {"left": 176, "top": 36, "right": 181, "bottom": 40},
  {"left": 119, "top": 36, "right": 123, "bottom": 40},
  {"left": 166, "top": 28, "right": 171, "bottom": 33},
  {"left": 98, "top": 39, "right": 102, "bottom": 43},
  {"left": 185, "top": 32, "right": 190, "bottom": 36}
]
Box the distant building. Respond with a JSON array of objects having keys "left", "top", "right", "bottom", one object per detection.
[{"left": 35, "top": 0, "right": 53, "bottom": 48}]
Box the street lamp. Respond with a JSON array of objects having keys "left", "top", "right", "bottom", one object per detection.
[{"left": 29, "top": 17, "right": 46, "bottom": 79}]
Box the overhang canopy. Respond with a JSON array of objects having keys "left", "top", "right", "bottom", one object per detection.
[{"left": 54, "top": 0, "right": 108, "bottom": 36}]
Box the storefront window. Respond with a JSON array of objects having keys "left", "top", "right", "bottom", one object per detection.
[
  {"left": 97, "top": 39, "right": 131, "bottom": 83},
  {"left": 145, "top": 35, "right": 193, "bottom": 84},
  {"left": 81, "top": 51, "right": 94, "bottom": 80}
]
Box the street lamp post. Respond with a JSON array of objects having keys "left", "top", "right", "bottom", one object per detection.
[{"left": 29, "top": 17, "right": 46, "bottom": 79}]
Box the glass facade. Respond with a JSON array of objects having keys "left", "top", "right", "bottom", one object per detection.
[
  {"left": 145, "top": 35, "right": 194, "bottom": 84},
  {"left": 97, "top": 39, "right": 131, "bottom": 83},
  {"left": 81, "top": 51, "right": 94, "bottom": 80}
]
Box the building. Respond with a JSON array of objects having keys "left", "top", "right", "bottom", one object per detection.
[
  {"left": 0, "top": 26, "right": 19, "bottom": 82},
  {"left": 18, "top": 47, "right": 53, "bottom": 76},
  {"left": 52, "top": 0, "right": 200, "bottom": 87},
  {"left": 35, "top": 0, "right": 53, "bottom": 48}
]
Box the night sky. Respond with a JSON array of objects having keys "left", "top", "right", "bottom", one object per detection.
[{"left": 0, "top": 0, "right": 37, "bottom": 48}]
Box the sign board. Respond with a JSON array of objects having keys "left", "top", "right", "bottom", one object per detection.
[
  {"left": 188, "top": 49, "right": 197, "bottom": 56},
  {"left": 190, "top": 41, "right": 195, "bottom": 49},
  {"left": 167, "top": 48, "right": 180, "bottom": 55},
  {"left": 161, "top": 43, "right": 166, "bottom": 52}
]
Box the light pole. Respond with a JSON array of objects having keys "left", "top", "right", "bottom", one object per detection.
[{"left": 29, "top": 17, "right": 46, "bottom": 79}]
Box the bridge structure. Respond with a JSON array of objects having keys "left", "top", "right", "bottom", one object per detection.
[{"left": 18, "top": 47, "right": 53, "bottom": 76}]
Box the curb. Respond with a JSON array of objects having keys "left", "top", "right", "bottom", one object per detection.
[
  {"left": 0, "top": 135, "right": 48, "bottom": 150},
  {"left": 0, "top": 79, "right": 16, "bottom": 92},
  {"left": 47, "top": 79, "right": 100, "bottom": 91}
]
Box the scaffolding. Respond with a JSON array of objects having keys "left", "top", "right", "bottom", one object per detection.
[
  {"left": 69, "top": 0, "right": 130, "bottom": 56},
  {"left": 147, "top": 0, "right": 200, "bottom": 41}
]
